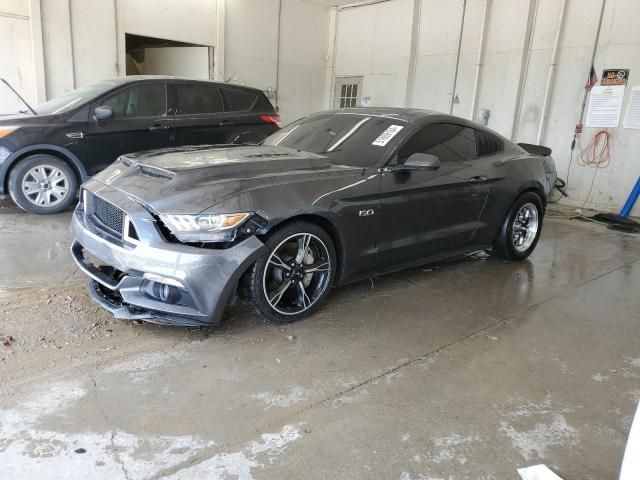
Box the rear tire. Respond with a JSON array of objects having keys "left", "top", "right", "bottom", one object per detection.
[
  {"left": 242, "top": 221, "right": 336, "bottom": 324},
  {"left": 8, "top": 155, "right": 78, "bottom": 214},
  {"left": 491, "top": 192, "right": 544, "bottom": 261}
]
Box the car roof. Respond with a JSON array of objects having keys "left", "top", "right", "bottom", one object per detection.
[
  {"left": 321, "top": 107, "right": 438, "bottom": 123},
  {"left": 317, "top": 107, "right": 513, "bottom": 143},
  {"left": 101, "top": 76, "right": 265, "bottom": 94}
]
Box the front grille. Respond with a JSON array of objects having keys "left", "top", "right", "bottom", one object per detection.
[{"left": 94, "top": 196, "right": 125, "bottom": 234}]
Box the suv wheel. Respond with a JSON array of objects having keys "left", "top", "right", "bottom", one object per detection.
[
  {"left": 8, "top": 155, "right": 78, "bottom": 214},
  {"left": 242, "top": 221, "right": 336, "bottom": 324}
]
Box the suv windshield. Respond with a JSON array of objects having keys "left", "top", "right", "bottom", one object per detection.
[
  {"left": 263, "top": 113, "right": 408, "bottom": 168},
  {"left": 35, "top": 79, "right": 123, "bottom": 115}
]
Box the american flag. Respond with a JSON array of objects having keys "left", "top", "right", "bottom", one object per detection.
[{"left": 585, "top": 65, "right": 598, "bottom": 91}]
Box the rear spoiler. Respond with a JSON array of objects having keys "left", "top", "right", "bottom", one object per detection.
[{"left": 518, "top": 143, "right": 552, "bottom": 157}]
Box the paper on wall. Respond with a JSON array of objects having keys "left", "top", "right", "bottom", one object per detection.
[
  {"left": 585, "top": 85, "right": 625, "bottom": 128},
  {"left": 623, "top": 86, "right": 640, "bottom": 129}
]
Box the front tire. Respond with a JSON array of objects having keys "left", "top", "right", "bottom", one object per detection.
[
  {"left": 8, "top": 155, "right": 78, "bottom": 214},
  {"left": 492, "top": 192, "right": 544, "bottom": 261},
  {"left": 243, "top": 221, "right": 336, "bottom": 324}
]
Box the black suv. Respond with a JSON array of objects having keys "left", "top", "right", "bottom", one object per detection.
[{"left": 0, "top": 76, "right": 280, "bottom": 214}]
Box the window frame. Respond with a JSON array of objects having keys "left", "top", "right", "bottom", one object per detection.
[
  {"left": 385, "top": 121, "right": 478, "bottom": 169},
  {"left": 173, "top": 81, "right": 227, "bottom": 116},
  {"left": 220, "top": 87, "right": 258, "bottom": 113},
  {"left": 94, "top": 81, "right": 169, "bottom": 120},
  {"left": 474, "top": 129, "right": 505, "bottom": 158}
]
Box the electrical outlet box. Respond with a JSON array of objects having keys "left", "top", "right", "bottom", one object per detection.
[{"left": 477, "top": 109, "right": 490, "bottom": 126}]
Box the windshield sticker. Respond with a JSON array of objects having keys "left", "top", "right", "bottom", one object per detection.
[{"left": 372, "top": 125, "right": 404, "bottom": 146}]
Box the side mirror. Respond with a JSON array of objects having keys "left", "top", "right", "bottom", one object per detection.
[
  {"left": 390, "top": 153, "right": 440, "bottom": 172},
  {"left": 94, "top": 106, "right": 113, "bottom": 122}
]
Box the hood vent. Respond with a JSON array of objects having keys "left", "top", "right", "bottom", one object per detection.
[
  {"left": 242, "top": 152, "right": 292, "bottom": 160},
  {"left": 138, "top": 164, "right": 175, "bottom": 179}
]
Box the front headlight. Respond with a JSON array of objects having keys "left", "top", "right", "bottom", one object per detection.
[
  {"left": 0, "top": 126, "right": 20, "bottom": 138},
  {"left": 160, "top": 212, "right": 251, "bottom": 242}
]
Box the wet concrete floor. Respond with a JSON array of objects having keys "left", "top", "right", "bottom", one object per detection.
[{"left": 0, "top": 198, "right": 638, "bottom": 479}]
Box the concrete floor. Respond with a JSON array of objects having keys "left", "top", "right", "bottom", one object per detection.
[{"left": 0, "top": 198, "right": 639, "bottom": 480}]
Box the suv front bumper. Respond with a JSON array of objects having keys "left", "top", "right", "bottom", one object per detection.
[{"left": 70, "top": 182, "right": 266, "bottom": 326}]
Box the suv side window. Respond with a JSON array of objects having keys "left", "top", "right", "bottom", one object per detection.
[
  {"left": 221, "top": 88, "right": 257, "bottom": 111},
  {"left": 177, "top": 84, "right": 225, "bottom": 114},
  {"left": 101, "top": 83, "right": 167, "bottom": 118},
  {"left": 397, "top": 123, "right": 476, "bottom": 165}
]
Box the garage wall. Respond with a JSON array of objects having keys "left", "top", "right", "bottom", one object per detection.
[
  {"left": 333, "top": 0, "right": 413, "bottom": 109},
  {"left": 37, "top": 0, "right": 328, "bottom": 125},
  {"left": 0, "top": 0, "right": 44, "bottom": 112},
  {"left": 40, "top": 0, "right": 218, "bottom": 99},
  {"left": 224, "top": 0, "right": 329, "bottom": 125},
  {"left": 332, "top": 0, "right": 640, "bottom": 216}
]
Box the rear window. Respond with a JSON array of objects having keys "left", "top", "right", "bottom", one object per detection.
[
  {"left": 177, "top": 84, "right": 224, "bottom": 114},
  {"left": 221, "top": 88, "right": 257, "bottom": 111},
  {"left": 475, "top": 130, "right": 504, "bottom": 157}
]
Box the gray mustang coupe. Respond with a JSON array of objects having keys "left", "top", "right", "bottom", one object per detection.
[{"left": 71, "top": 108, "right": 556, "bottom": 326}]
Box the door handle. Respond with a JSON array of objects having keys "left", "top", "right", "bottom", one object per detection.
[
  {"left": 149, "top": 124, "right": 169, "bottom": 131},
  {"left": 468, "top": 175, "right": 488, "bottom": 183},
  {"left": 218, "top": 120, "right": 236, "bottom": 126}
]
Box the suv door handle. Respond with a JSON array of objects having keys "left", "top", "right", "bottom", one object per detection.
[
  {"left": 218, "top": 120, "right": 236, "bottom": 126},
  {"left": 149, "top": 124, "right": 169, "bottom": 131},
  {"left": 468, "top": 175, "right": 488, "bottom": 183}
]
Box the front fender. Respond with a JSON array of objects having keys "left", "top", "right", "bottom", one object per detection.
[{"left": 0, "top": 144, "right": 89, "bottom": 195}]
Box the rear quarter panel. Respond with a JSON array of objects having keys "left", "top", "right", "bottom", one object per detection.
[{"left": 476, "top": 153, "right": 554, "bottom": 245}]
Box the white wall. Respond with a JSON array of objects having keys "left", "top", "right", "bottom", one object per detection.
[
  {"left": 34, "top": 0, "right": 327, "bottom": 125},
  {"left": 332, "top": 0, "right": 640, "bottom": 217},
  {"left": 0, "top": 0, "right": 42, "bottom": 112},
  {"left": 39, "top": 0, "right": 218, "bottom": 99},
  {"left": 333, "top": 0, "right": 413, "bottom": 109},
  {"left": 224, "top": 0, "right": 329, "bottom": 124}
]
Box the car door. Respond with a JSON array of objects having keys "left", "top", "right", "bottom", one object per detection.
[
  {"left": 377, "top": 122, "right": 490, "bottom": 265},
  {"left": 172, "top": 82, "right": 237, "bottom": 146},
  {"left": 84, "top": 82, "right": 172, "bottom": 174}
]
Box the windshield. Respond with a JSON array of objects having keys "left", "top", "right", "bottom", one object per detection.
[
  {"left": 35, "top": 79, "right": 123, "bottom": 115},
  {"left": 262, "top": 113, "right": 408, "bottom": 168}
]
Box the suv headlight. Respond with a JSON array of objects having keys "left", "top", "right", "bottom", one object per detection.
[
  {"left": 160, "top": 212, "right": 251, "bottom": 242},
  {"left": 0, "top": 126, "right": 20, "bottom": 138}
]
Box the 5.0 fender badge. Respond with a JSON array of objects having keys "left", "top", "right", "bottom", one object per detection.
[{"left": 359, "top": 209, "right": 375, "bottom": 217}]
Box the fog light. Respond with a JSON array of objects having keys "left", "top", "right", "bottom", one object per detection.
[{"left": 152, "top": 282, "right": 180, "bottom": 303}]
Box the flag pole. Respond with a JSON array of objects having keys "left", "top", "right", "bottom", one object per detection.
[{"left": 576, "top": 0, "right": 607, "bottom": 128}]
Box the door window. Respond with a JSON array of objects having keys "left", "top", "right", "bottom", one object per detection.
[
  {"left": 101, "top": 83, "right": 167, "bottom": 118},
  {"left": 177, "top": 84, "right": 224, "bottom": 114},
  {"left": 221, "top": 88, "right": 257, "bottom": 111},
  {"left": 397, "top": 123, "right": 476, "bottom": 165}
]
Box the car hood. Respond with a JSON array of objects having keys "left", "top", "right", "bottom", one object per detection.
[
  {"left": 0, "top": 112, "right": 56, "bottom": 125},
  {"left": 92, "top": 145, "right": 363, "bottom": 214}
]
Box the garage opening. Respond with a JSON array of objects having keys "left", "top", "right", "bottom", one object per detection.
[{"left": 125, "top": 33, "right": 213, "bottom": 80}]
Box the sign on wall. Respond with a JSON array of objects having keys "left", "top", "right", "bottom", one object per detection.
[
  {"left": 585, "top": 85, "right": 625, "bottom": 128},
  {"left": 623, "top": 86, "right": 640, "bottom": 129},
  {"left": 601, "top": 69, "right": 630, "bottom": 86}
]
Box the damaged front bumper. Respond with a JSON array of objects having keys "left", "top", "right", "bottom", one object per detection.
[{"left": 70, "top": 181, "right": 266, "bottom": 326}]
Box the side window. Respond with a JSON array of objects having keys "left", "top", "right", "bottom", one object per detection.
[
  {"left": 101, "top": 84, "right": 166, "bottom": 118},
  {"left": 177, "top": 84, "right": 224, "bottom": 114},
  {"left": 475, "top": 130, "right": 504, "bottom": 157},
  {"left": 397, "top": 123, "right": 476, "bottom": 164},
  {"left": 221, "top": 88, "right": 257, "bottom": 111}
]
